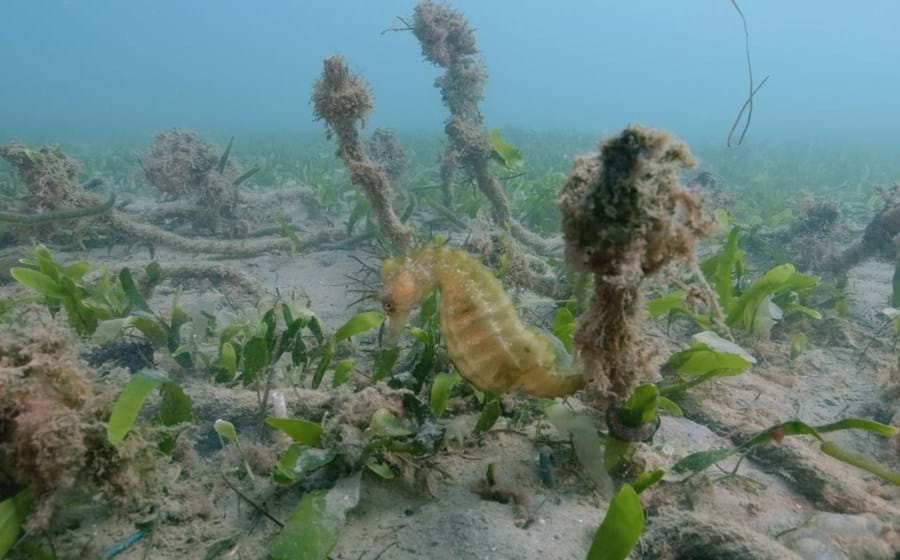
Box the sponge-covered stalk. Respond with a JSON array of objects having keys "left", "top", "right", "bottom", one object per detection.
[
  {"left": 312, "top": 56, "right": 412, "bottom": 253},
  {"left": 558, "top": 126, "right": 714, "bottom": 405}
]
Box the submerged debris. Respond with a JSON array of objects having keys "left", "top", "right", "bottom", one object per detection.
[{"left": 558, "top": 126, "right": 713, "bottom": 404}]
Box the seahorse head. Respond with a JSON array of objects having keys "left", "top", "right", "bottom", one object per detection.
[{"left": 380, "top": 253, "right": 436, "bottom": 346}]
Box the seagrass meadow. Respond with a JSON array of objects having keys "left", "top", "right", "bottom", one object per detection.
[{"left": 1, "top": 2, "right": 899, "bottom": 559}]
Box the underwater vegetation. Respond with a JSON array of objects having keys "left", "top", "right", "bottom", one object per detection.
[{"left": 0, "top": 2, "right": 899, "bottom": 560}]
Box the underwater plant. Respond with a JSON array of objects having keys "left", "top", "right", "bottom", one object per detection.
[
  {"left": 558, "top": 126, "right": 714, "bottom": 405},
  {"left": 381, "top": 245, "right": 583, "bottom": 397},
  {"left": 138, "top": 131, "right": 260, "bottom": 237},
  {"left": 407, "top": 1, "right": 555, "bottom": 254},
  {"left": 311, "top": 56, "right": 413, "bottom": 253}
]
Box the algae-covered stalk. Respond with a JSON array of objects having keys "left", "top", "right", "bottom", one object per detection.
[
  {"left": 409, "top": 1, "right": 552, "bottom": 253},
  {"left": 558, "top": 126, "right": 713, "bottom": 405},
  {"left": 311, "top": 56, "right": 413, "bottom": 253}
]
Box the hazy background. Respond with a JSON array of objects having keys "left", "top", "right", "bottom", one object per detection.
[{"left": 2, "top": 0, "right": 899, "bottom": 145}]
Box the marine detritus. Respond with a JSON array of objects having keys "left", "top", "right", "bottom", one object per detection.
[{"left": 558, "top": 126, "right": 714, "bottom": 406}]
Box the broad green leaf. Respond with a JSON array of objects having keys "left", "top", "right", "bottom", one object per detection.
[
  {"left": 368, "top": 408, "right": 415, "bottom": 438},
  {"left": 128, "top": 315, "right": 168, "bottom": 349},
  {"left": 219, "top": 342, "right": 237, "bottom": 381},
  {"left": 241, "top": 336, "right": 270, "bottom": 384},
  {"left": 365, "top": 460, "right": 395, "bottom": 480},
  {"left": 816, "top": 417, "right": 898, "bottom": 437},
  {"left": 657, "top": 396, "right": 683, "bottom": 417},
  {"left": 619, "top": 384, "right": 659, "bottom": 427},
  {"left": 671, "top": 446, "right": 737, "bottom": 475},
  {"left": 714, "top": 228, "right": 741, "bottom": 311},
  {"left": 647, "top": 290, "right": 685, "bottom": 318},
  {"left": 118, "top": 268, "right": 150, "bottom": 312},
  {"left": 790, "top": 334, "right": 808, "bottom": 360},
  {"left": 310, "top": 340, "right": 335, "bottom": 389},
  {"left": 632, "top": 470, "right": 665, "bottom": 494},
  {"left": 586, "top": 484, "right": 644, "bottom": 560},
  {"left": 333, "top": 311, "right": 384, "bottom": 342},
  {"left": 214, "top": 419, "right": 239, "bottom": 445},
  {"left": 0, "top": 489, "right": 33, "bottom": 559},
  {"left": 266, "top": 417, "right": 323, "bottom": 446},
  {"left": 474, "top": 400, "right": 501, "bottom": 435},
  {"left": 271, "top": 491, "right": 339, "bottom": 560},
  {"left": 331, "top": 359, "right": 355, "bottom": 387},
  {"left": 10, "top": 267, "right": 62, "bottom": 298},
  {"left": 107, "top": 370, "right": 168, "bottom": 444},
  {"left": 62, "top": 260, "right": 91, "bottom": 279},
  {"left": 274, "top": 445, "right": 337, "bottom": 486},
  {"left": 663, "top": 331, "right": 755, "bottom": 377},
  {"left": 158, "top": 382, "right": 193, "bottom": 426},
  {"left": 820, "top": 441, "right": 900, "bottom": 485},
  {"left": 726, "top": 264, "right": 819, "bottom": 331},
  {"left": 430, "top": 372, "right": 461, "bottom": 418},
  {"left": 372, "top": 346, "right": 400, "bottom": 381},
  {"left": 92, "top": 318, "right": 130, "bottom": 344},
  {"left": 552, "top": 306, "right": 576, "bottom": 352},
  {"left": 489, "top": 129, "right": 523, "bottom": 169}
]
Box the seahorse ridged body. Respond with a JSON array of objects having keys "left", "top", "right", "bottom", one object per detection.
[{"left": 381, "top": 246, "right": 583, "bottom": 398}]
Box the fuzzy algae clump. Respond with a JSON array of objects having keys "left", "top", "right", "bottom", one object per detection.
[
  {"left": 0, "top": 324, "right": 158, "bottom": 531},
  {"left": 312, "top": 56, "right": 413, "bottom": 253},
  {"left": 558, "top": 126, "right": 714, "bottom": 404}
]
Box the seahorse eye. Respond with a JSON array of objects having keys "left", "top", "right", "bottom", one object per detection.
[{"left": 383, "top": 300, "right": 395, "bottom": 313}]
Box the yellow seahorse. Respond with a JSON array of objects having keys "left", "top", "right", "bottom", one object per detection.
[{"left": 381, "top": 246, "right": 584, "bottom": 398}]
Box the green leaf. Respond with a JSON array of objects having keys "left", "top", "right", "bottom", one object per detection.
[
  {"left": 92, "top": 318, "right": 130, "bottom": 345},
  {"left": 274, "top": 445, "right": 337, "bottom": 486},
  {"left": 118, "top": 268, "right": 150, "bottom": 312},
  {"left": 271, "top": 491, "right": 338, "bottom": 560},
  {"left": 368, "top": 408, "right": 414, "bottom": 438},
  {"left": 647, "top": 290, "right": 685, "bottom": 318},
  {"left": 586, "top": 484, "right": 644, "bottom": 560},
  {"left": 474, "top": 400, "right": 501, "bottom": 435},
  {"left": 715, "top": 228, "right": 742, "bottom": 312},
  {"left": 266, "top": 417, "right": 323, "bottom": 446},
  {"left": 331, "top": 359, "right": 355, "bottom": 387},
  {"left": 671, "top": 446, "right": 738, "bottom": 475},
  {"left": 373, "top": 346, "right": 400, "bottom": 381},
  {"left": 365, "top": 460, "right": 395, "bottom": 480},
  {"left": 552, "top": 306, "right": 576, "bottom": 352},
  {"left": 158, "top": 382, "right": 192, "bottom": 426},
  {"left": 489, "top": 129, "right": 523, "bottom": 170},
  {"left": 632, "top": 470, "right": 665, "bottom": 494},
  {"left": 430, "top": 372, "right": 461, "bottom": 418},
  {"left": 219, "top": 342, "right": 237, "bottom": 381},
  {"left": 62, "top": 260, "right": 91, "bottom": 279},
  {"left": 310, "top": 340, "right": 335, "bottom": 389},
  {"left": 619, "top": 384, "right": 658, "bottom": 427},
  {"left": 333, "top": 311, "right": 384, "bottom": 342},
  {"left": 128, "top": 315, "right": 168, "bottom": 349},
  {"left": 726, "top": 264, "right": 819, "bottom": 331},
  {"left": 241, "top": 336, "right": 270, "bottom": 385},
  {"left": 815, "top": 417, "right": 898, "bottom": 438},
  {"left": 790, "top": 334, "right": 808, "bottom": 360},
  {"left": 107, "top": 370, "right": 168, "bottom": 444},
  {"left": 663, "top": 331, "right": 755, "bottom": 378},
  {"left": 656, "top": 396, "right": 683, "bottom": 417},
  {"left": 0, "top": 489, "right": 33, "bottom": 559},
  {"left": 213, "top": 419, "right": 239, "bottom": 445},
  {"left": 10, "top": 267, "right": 62, "bottom": 298},
  {"left": 820, "top": 441, "right": 900, "bottom": 485}
]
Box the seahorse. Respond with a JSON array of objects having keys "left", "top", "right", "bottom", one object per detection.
[{"left": 380, "top": 246, "right": 584, "bottom": 398}]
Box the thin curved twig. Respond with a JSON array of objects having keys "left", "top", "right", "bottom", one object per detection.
[{"left": 726, "top": 0, "right": 768, "bottom": 146}]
